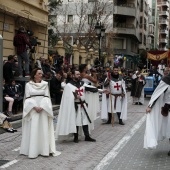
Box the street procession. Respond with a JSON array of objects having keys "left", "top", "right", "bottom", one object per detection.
[{"left": 1, "top": 0, "right": 170, "bottom": 169}]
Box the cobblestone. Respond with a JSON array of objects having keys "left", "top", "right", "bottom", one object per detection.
[{"left": 0, "top": 93, "right": 147, "bottom": 170}]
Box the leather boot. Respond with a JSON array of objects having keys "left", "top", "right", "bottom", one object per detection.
[
  {"left": 117, "top": 112, "right": 125, "bottom": 125},
  {"left": 106, "top": 113, "right": 112, "bottom": 124},
  {"left": 73, "top": 126, "right": 79, "bottom": 143},
  {"left": 83, "top": 125, "right": 96, "bottom": 142}
]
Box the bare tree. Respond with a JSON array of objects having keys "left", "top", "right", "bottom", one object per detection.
[{"left": 49, "top": 0, "right": 114, "bottom": 53}]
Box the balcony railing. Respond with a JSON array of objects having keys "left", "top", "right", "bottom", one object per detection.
[
  {"left": 159, "top": 29, "right": 169, "bottom": 34},
  {"left": 113, "top": 23, "right": 135, "bottom": 29},
  {"left": 159, "top": 19, "right": 169, "bottom": 25},
  {"left": 160, "top": 38, "right": 168, "bottom": 43},
  {"left": 114, "top": 3, "right": 135, "bottom": 8},
  {"left": 159, "top": 11, "right": 169, "bottom": 16},
  {"left": 158, "top": 1, "right": 169, "bottom": 7}
]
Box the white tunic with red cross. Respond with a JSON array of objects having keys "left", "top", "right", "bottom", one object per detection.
[
  {"left": 108, "top": 80, "right": 123, "bottom": 113},
  {"left": 74, "top": 86, "right": 90, "bottom": 126}
]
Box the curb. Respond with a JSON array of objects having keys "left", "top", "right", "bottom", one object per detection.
[{"left": 0, "top": 105, "right": 60, "bottom": 134}]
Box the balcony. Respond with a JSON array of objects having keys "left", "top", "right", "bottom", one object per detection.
[
  {"left": 159, "top": 11, "right": 169, "bottom": 16},
  {"left": 159, "top": 19, "right": 169, "bottom": 25},
  {"left": 113, "top": 23, "right": 136, "bottom": 35},
  {"left": 160, "top": 38, "right": 168, "bottom": 43},
  {"left": 158, "top": 1, "right": 169, "bottom": 7},
  {"left": 114, "top": 4, "right": 136, "bottom": 17},
  {"left": 159, "top": 29, "right": 169, "bottom": 35}
]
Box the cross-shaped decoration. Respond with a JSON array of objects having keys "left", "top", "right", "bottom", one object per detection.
[
  {"left": 114, "top": 83, "right": 121, "bottom": 91},
  {"left": 76, "top": 88, "right": 84, "bottom": 96}
]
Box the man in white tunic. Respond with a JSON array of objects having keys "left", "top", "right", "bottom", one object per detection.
[
  {"left": 55, "top": 70, "right": 97, "bottom": 143},
  {"left": 144, "top": 73, "right": 170, "bottom": 156},
  {"left": 101, "top": 66, "right": 127, "bottom": 125}
]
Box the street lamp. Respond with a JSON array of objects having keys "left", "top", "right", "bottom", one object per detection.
[{"left": 95, "top": 22, "right": 106, "bottom": 62}]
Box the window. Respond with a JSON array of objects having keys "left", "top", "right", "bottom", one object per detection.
[
  {"left": 68, "top": 0, "right": 74, "bottom": 2},
  {"left": 88, "top": 14, "right": 97, "bottom": 24},
  {"left": 112, "top": 39, "right": 124, "bottom": 49},
  {"left": 67, "top": 15, "right": 73, "bottom": 23}
]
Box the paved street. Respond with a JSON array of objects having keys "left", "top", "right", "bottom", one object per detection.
[{"left": 0, "top": 93, "right": 169, "bottom": 170}]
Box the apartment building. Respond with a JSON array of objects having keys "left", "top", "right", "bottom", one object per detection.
[
  {"left": 157, "top": 0, "right": 170, "bottom": 50},
  {"left": 0, "top": 0, "right": 49, "bottom": 58},
  {"left": 54, "top": 0, "right": 150, "bottom": 68}
]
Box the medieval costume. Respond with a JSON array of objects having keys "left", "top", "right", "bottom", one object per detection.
[
  {"left": 82, "top": 78, "right": 100, "bottom": 122},
  {"left": 55, "top": 80, "right": 98, "bottom": 143},
  {"left": 131, "top": 72, "right": 146, "bottom": 105},
  {"left": 144, "top": 74, "right": 170, "bottom": 152},
  {"left": 101, "top": 73, "right": 127, "bottom": 125},
  {"left": 20, "top": 80, "right": 61, "bottom": 158},
  {"left": 158, "top": 62, "right": 166, "bottom": 76}
]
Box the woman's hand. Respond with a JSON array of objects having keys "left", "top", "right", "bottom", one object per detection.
[
  {"left": 34, "top": 107, "right": 43, "bottom": 113},
  {"left": 146, "top": 107, "right": 151, "bottom": 113}
]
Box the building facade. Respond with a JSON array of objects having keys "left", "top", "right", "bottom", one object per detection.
[
  {"left": 0, "top": 0, "right": 49, "bottom": 58},
  {"left": 53, "top": 0, "right": 151, "bottom": 68},
  {"left": 157, "top": 0, "right": 170, "bottom": 50}
]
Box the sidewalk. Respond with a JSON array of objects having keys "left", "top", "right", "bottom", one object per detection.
[{"left": 0, "top": 105, "right": 60, "bottom": 134}]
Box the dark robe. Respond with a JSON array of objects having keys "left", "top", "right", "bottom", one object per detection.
[{"left": 131, "top": 75, "right": 145, "bottom": 98}]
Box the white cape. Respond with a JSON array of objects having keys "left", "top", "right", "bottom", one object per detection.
[
  {"left": 144, "top": 80, "right": 170, "bottom": 149},
  {"left": 101, "top": 79, "right": 127, "bottom": 121},
  {"left": 20, "top": 81, "right": 60, "bottom": 158}
]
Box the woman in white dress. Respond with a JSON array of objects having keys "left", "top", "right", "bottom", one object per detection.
[{"left": 20, "top": 68, "right": 61, "bottom": 158}]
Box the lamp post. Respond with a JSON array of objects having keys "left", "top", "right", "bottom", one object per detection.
[{"left": 95, "top": 22, "right": 105, "bottom": 62}]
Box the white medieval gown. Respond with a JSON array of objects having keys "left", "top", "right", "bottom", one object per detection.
[
  {"left": 144, "top": 80, "right": 170, "bottom": 149},
  {"left": 101, "top": 78, "right": 127, "bottom": 121},
  {"left": 55, "top": 82, "right": 97, "bottom": 140},
  {"left": 20, "top": 80, "right": 61, "bottom": 158}
]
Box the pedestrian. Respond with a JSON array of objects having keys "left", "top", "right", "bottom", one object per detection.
[
  {"left": 157, "top": 60, "right": 166, "bottom": 76},
  {"left": 13, "top": 26, "right": 32, "bottom": 77},
  {"left": 144, "top": 73, "right": 170, "bottom": 156},
  {"left": 20, "top": 68, "right": 61, "bottom": 158},
  {"left": 3, "top": 55, "right": 14, "bottom": 84},
  {"left": 55, "top": 69, "right": 100, "bottom": 143},
  {"left": 101, "top": 66, "right": 127, "bottom": 126},
  {"left": 79, "top": 64, "right": 100, "bottom": 126},
  {"left": 131, "top": 68, "right": 146, "bottom": 105}
]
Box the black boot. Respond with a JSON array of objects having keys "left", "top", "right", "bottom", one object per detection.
[
  {"left": 105, "top": 113, "right": 112, "bottom": 124},
  {"left": 83, "top": 125, "right": 96, "bottom": 142},
  {"left": 73, "top": 126, "right": 79, "bottom": 143},
  {"left": 117, "top": 112, "right": 125, "bottom": 125},
  {"left": 168, "top": 151, "right": 170, "bottom": 156}
]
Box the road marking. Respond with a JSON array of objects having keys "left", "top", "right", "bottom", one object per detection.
[
  {"left": 12, "top": 147, "right": 20, "bottom": 152},
  {"left": 0, "top": 159, "right": 18, "bottom": 169},
  {"left": 93, "top": 115, "right": 146, "bottom": 170}
]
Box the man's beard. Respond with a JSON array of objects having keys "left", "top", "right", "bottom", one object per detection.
[
  {"left": 74, "top": 77, "right": 80, "bottom": 81},
  {"left": 111, "top": 72, "right": 119, "bottom": 79}
]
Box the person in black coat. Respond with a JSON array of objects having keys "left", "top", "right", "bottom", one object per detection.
[
  {"left": 3, "top": 55, "right": 15, "bottom": 84},
  {"left": 5, "top": 80, "right": 23, "bottom": 114},
  {"left": 50, "top": 72, "right": 63, "bottom": 104}
]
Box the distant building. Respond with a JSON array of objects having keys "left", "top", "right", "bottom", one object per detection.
[{"left": 52, "top": 0, "right": 151, "bottom": 69}]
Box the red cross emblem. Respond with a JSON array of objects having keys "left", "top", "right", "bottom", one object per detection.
[
  {"left": 76, "top": 88, "right": 84, "bottom": 96},
  {"left": 114, "top": 83, "right": 121, "bottom": 91}
]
